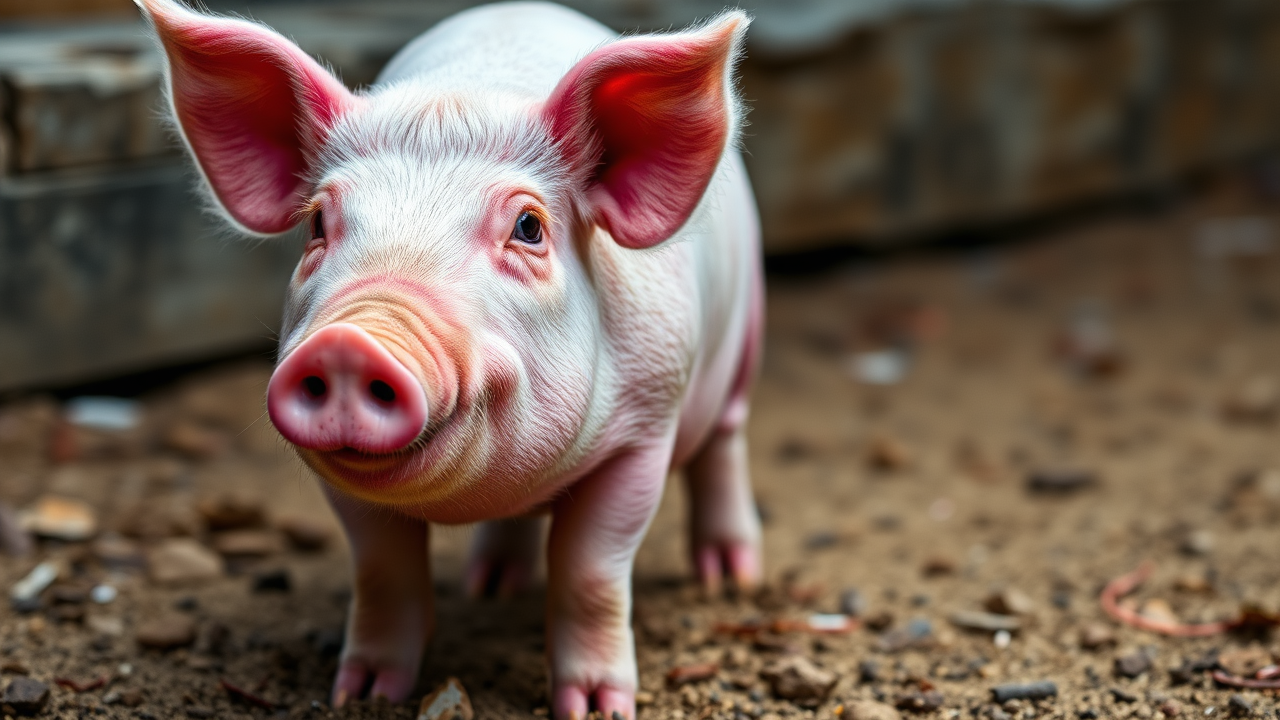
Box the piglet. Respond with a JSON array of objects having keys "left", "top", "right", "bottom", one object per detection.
[{"left": 139, "top": 1, "right": 763, "bottom": 717}]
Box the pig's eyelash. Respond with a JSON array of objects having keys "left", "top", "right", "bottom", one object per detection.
[{"left": 291, "top": 198, "right": 325, "bottom": 227}]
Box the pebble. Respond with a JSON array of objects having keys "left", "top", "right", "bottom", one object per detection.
[
  {"left": 185, "top": 706, "right": 215, "bottom": 718},
  {"left": 9, "top": 561, "right": 59, "bottom": 607},
  {"left": 1109, "top": 688, "right": 1138, "bottom": 703},
  {"left": 840, "top": 588, "right": 867, "bottom": 617},
  {"left": 1159, "top": 699, "right": 1182, "bottom": 717},
  {"left": 65, "top": 396, "right": 141, "bottom": 430},
  {"left": 894, "top": 690, "right": 944, "bottom": 714},
  {"left": 1226, "top": 695, "right": 1252, "bottom": 717},
  {"left": 859, "top": 659, "right": 881, "bottom": 683},
  {"left": 922, "top": 556, "right": 957, "bottom": 576},
  {"left": 950, "top": 611, "right": 1021, "bottom": 633},
  {"left": 1079, "top": 623, "right": 1116, "bottom": 649},
  {"left": 87, "top": 615, "right": 124, "bottom": 637},
  {"left": 91, "top": 534, "right": 146, "bottom": 568},
  {"left": 165, "top": 421, "right": 231, "bottom": 459},
  {"left": 1180, "top": 530, "right": 1214, "bottom": 556},
  {"left": 196, "top": 493, "right": 266, "bottom": 531},
  {"left": 275, "top": 515, "right": 333, "bottom": 551},
  {"left": 877, "top": 618, "right": 933, "bottom": 652},
  {"left": 212, "top": 529, "right": 284, "bottom": 558},
  {"left": 20, "top": 495, "right": 98, "bottom": 541},
  {"left": 849, "top": 350, "right": 910, "bottom": 386},
  {"left": 148, "top": 538, "right": 224, "bottom": 585},
  {"left": 984, "top": 588, "right": 1036, "bottom": 616},
  {"left": 1026, "top": 468, "right": 1097, "bottom": 494},
  {"left": 1139, "top": 598, "right": 1180, "bottom": 625},
  {"left": 90, "top": 584, "right": 117, "bottom": 604},
  {"left": 2, "top": 676, "right": 50, "bottom": 715},
  {"left": 252, "top": 569, "right": 291, "bottom": 593},
  {"left": 0, "top": 501, "right": 33, "bottom": 557},
  {"left": 136, "top": 614, "right": 197, "bottom": 649},
  {"left": 1222, "top": 376, "right": 1279, "bottom": 424},
  {"left": 990, "top": 681, "right": 1057, "bottom": 703},
  {"left": 1218, "top": 646, "right": 1273, "bottom": 678},
  {"left": 842, "top": 700, "right": 901, "bottom": 720},
  {"left": 1116, "top": 650, "right": 1153, "bottom": 678},
  {"left": 993, "top": 630, "right": 1011, "bottom": 649},
  {"left": 759, "top": 655, "right": 838, "bottom": 701},
  {"left": 866, "top": 435, "right": 911, "bottom": 471},
  {"left": 417, "top": 677, "right": 474, "bottom": 720}
]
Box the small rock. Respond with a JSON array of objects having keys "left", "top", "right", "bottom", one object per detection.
[
  {"left": 895, "top": 690, "right": 944, "bottom": 714},
  {"left": 842, "top": 700, "right": 901, "bottom": 720},
  {"left": 922, "top": 556, "right": 956, "bottom": 576},
  {"left": 984, "top": 588, "right": 1036, "bottom": 616},
  {"left": 275, "top": 516, "right": 332, "bottom": 551},
  {"left": 417, "top": 677, "right": 474, "bottom": 720},
  {"left": 1222, "top": 376, "right": 1279, "bottom": 424},
  {"left": 90, "top": 584, "right": 117, "bottom": 604},
  {"left": 867, "top": 435, "right": 910, "bottom": 471},
  {"left": 1079, "top": 623, "right": 1116, "bottom": 650},
  {"left": 1, "top": 661, "right": 29, "bottom": 674},
  {"left": 136, "top": 614, "right": 197, "bottom": 649},
  {"left": 1115, "top": 650, "right": 1153, "bottom": 678},
  {"left": 3, "top": 676, "right": 50, "bottom": 715},
  {"left": 839, "top": 588, "right": 867, "bottom": 617},
  {"left": 990, "top": 681, "right": 1057, "bottom": 703},
  {"left": 993, "top": 629, "right": 1011, "bottom": 649},
  {"left": 1218, "top": 646, "right": 1272, "bottom": 678},
  {"left": 51, "top": 584, "right": 86, "bottom": 604},
  {"left": 1139, "top": 598, "right": 1180, "bottom": 626},
  {"left": 1026, "top": 469, "right": 1097, "bottom": 494},
  {"left": 1174, "top": 573, "right": 1213, "bottom": 593},
  {"left": 1180, "top": 530, "right": 1214, "bottom": 556},
  {"left": 1159, "top": 699, "right": 1182, "bottom": 717},
  {"left": 196, "top": 493, "right": 266, "bottom": 531},
  {"left": 0, "top": 501, "right": 33, "bottom": 557},
  {"left": 212, "top": 529, "right": 284, "bottom": 558},
  {"left": 859, "top": 659, "right": 881, "bottom": 683},
  {"left": 1109, "top": 688, "right": 1138, "bottom": 703},
  {"left": 148, "top": 538, "right": 224, "bottom": 585},
  {"left": 635, "top": 691, "right": 654, "bottom": 706},
  {"left": 9, "top": 561, "right": 60, "bottom": 607},
  {"left": 91, "top": 533, "right": 146, "bottom": 568},
  {"left": 950, "top": 611, "right": 1021, "bottom": 633},
  {"left": 118, "top": 500, "right": 201, "bottom": 541},
  {"left": 87, "top": 615, "right": 124, "bottom": 636},
  {"left": 185, "top": 706, "right": 215, "bottom": 718},
  {"left": 759, "top": 656, "right": 838, "bottom": 702},
  {"left": 1227, "top": 694, "right": 1252, "bottom": 717},
  {"left": 165, "top": 422, "right": 231, "bottom": 460},
  {"left": 804, "top": 531, "right": 840, "bottom": 551},
  {"left": 20, "top": 495, "right": 97, "bottom": 541},
  {"left": 251, "top": 569, "right": 291, "bottom": 593}
]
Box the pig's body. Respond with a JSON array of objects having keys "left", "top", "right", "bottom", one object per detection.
[{"left": 141, "top": 1, "right": 762, "bottom": 717}]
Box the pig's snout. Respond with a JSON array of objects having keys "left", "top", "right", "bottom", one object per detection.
[{"left": 267, "top": 323, "right": 428, "bottom": 454}]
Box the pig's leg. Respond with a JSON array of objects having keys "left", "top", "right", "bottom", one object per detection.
[
  {"left": 464, "top": 516, "right": 546, "bottom": 598},
  {"left": 685, "top": 423, "right": 762, "bottom": 595},
  {"left": 546, "top": 442, "right": 671, "bottom": 720},
  {"left": 326, "top": 488, "right": 434, "bottom": 707}
]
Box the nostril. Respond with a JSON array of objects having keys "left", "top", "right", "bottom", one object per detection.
[
  {"left": 369, "top": 380, "right": 396, "bottom": 403},
  {"left": 303, "top": 376, "right": 327, "bottom": 398}
]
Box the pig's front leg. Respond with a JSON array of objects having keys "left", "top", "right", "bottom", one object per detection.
[
  {"left": 685, "top": 423, "right": 761, "bottom": 596},
  {"left": 546, "top": 440, "right": 672, "bottom": 720},
  {"left": 326, "top": 488, "right": 434, "bottom": 707},
  {"left": 465, "top": 516, "right": 546, "bottom": 598}
]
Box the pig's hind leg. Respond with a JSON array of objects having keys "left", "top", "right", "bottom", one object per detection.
[
  {"left": 464, "top": 516, "right": 546, "bottom": 598},
  {"left": 684, "top": 278, "right": 764, "bottom": 596},
  {"left": 326, "top": 488, "right": 435, "bottom": 707}
]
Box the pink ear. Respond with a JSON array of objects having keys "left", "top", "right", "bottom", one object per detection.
[
  {"left": 543, "top": 12, "right": 749, "bottom": 250},
  {"left": 139, "top": 0, "right": 359, "bottom": 235}
]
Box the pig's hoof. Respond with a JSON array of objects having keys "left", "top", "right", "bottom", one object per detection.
[
  {"left": 553, "top": 682, "right": 634, "bottom": 720},
  {"left": 464, "top": 518, "right": 544, "bottom": 598},
  {"left": 332, "top": 658, "right": 418, "bottom": 707},
  {"left": 694, "top": 541, "right": 760, "bottom": 597}
]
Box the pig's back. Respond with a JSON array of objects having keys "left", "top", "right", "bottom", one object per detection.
[{"left": 376, "top": 2, "right": 614, "bottom": 96}]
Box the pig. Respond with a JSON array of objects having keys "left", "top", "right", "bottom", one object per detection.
[{"left": 138, "top": 0, "right": 763, "bottom": 717}]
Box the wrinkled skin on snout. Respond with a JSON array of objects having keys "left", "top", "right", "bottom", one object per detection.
[{"left": 141, "top": 1, "right": 764, "bottom": 717}]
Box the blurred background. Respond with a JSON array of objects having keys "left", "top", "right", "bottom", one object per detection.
[{"left": 1, "top": 1, "right": 1279, "bottom": 718}]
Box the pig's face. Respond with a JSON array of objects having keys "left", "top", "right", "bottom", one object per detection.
[
  {"left": 270, "top": 94, "right": 600, "bottom": 514},
  {"left": 141, "top": 0, "right": 743, "bottom": 517}
]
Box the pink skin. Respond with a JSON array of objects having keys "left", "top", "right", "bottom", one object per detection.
[
  {"left": 140, "top": 1, "right": 761, "bottom": 716},
  {"left": 267, "top": 323, "right": 428, "bottom": 454}
]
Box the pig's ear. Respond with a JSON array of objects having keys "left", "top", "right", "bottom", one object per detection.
[
  {"left": 137, "top": 0, "right": 358, "bottom": 235},
  {"left": 543, "top": 11, "right": 749, "bottom": 250}
]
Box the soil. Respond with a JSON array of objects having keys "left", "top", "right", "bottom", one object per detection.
[{"left": 1, "top": 170, "right": 1279, "bottom": 720}]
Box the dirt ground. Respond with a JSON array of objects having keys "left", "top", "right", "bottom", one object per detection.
[{"left": 2, "top": 170, "right": 1279, "bottom": 720}]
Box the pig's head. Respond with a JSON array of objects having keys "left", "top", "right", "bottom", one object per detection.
[{"left": 140, "top": 0, "right": 747, "bottom": 518}]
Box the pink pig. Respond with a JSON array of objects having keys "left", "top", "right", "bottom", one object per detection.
[{"left": 140, "top": 0, "right": 763, "bottom": 716}]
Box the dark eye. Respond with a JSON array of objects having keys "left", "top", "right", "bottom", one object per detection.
[
  {"left": 312, "top": 210, "right": 324, "bottom": 239},
  {"left": 512, "top": 211, "right": 542, "bottom": 244}
]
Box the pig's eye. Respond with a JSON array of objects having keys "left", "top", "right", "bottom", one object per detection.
[
  {"left": 512, "top": 211, "right": 542, "bottom": 244},
  {"left": 312, "top": 210, "right": 324, "bottom": 239}
]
